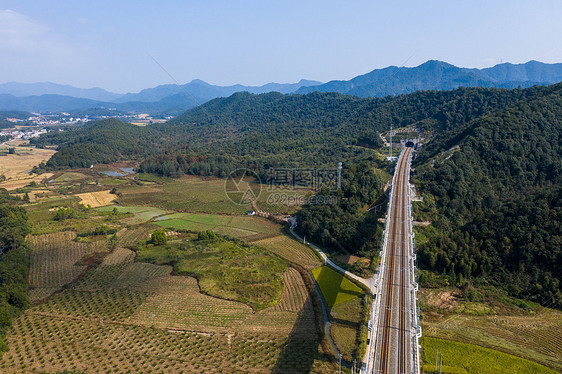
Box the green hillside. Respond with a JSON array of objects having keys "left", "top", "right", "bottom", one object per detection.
[{"left": 414, "top": 83, "right": 562, "bottom": 308}]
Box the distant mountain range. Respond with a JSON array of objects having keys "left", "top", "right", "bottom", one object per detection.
[
  {"left": 0, "top": 79, "right": 322, "bottom": 115},
  {"left": 1, "top": 60, "right": 561, "bottom": 115},
  {"left": 296, "top": 60, "right": 562, "bottom": 97},
  {"left": 113, "top": 79, "right": 323, "bottom": 103},
  {"left": 0, "top": 82, "right": 122, "bottom": 102}
]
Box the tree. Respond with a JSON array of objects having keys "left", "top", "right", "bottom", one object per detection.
[
  {"left": 7, "top": 148, "right": 15, "bottom": 154},
  {"left": 0, "top": 204, "right": 30, "bottom": 252},
  {"left": 150, "top": 229, "right": 167, "bottom": 245},
  {"left": 197, "top": 230, "right": 217, "bottom": 241}
]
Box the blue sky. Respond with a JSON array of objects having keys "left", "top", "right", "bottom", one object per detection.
[{"left": 1, "top": 0, "right": 561, "bottom": 93}]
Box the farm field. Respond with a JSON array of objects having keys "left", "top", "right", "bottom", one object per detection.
[
  {"left": 0, "top": 141, "right": 55, "bottom": 189},
  {"left": 331, "top": 324, "right": 357, "bottom": 363},
  {"left": 421, "top": 337, "right": 556, "bottom": 374},
  {"left": 116, "top": 174, "right": 310, "bottom": 215},
  {"left": 1, "top": 236, "right": 336, "bottom": 373},
  {"left": 26, "top": 198, "right": 127, "bottom": 235},
  {"left": 27, "top": 231, "right": 109, "bottom": 302},
  {"left": 96, "top": 205, "right": 169, "bottom": 224},
  {"left": 53, "top": 172, "right": 89, "bottom": 183},
  {"left": 75, "top": 190, "right": 116, "bottom": 207},
  {"left": 154, "top": 212, "right": 281, "bottom": 242},
  {"left": 1, "top": 161, "right": 343, "bottom": 373},
  {"left": 253, "top": 234, "right": 322, "bottom": 270},
  {"left": 420, "top": 288, "right": 562, "bottom": 372},
  {"left": 117, "top": 175, "right": 249, "bottom": 214},
  {"left": 311, "top": 266, "right": 365, "bottom": 365}
]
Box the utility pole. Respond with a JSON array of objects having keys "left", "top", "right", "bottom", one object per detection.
[
  {"left": 440, "top": 352, "right": 443, "bottom": 374},
  {"left": 435, "top": 349, "right": 439, "bottom": 372}
]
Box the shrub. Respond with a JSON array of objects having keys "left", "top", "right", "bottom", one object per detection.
[
  {"left": 150, "top": 230, "right": 167, "bottom": 245},
  {"left": 53, "top": 207, "right": 76, "bottom": 221}
]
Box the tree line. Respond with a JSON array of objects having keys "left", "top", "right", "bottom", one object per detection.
[{"left": 0, "top": 191, "right": 30, "bottom": 351}]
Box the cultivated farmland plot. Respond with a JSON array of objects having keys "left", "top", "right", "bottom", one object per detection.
[
  {"left": 115, "top": 226, "right": 152, "bottom": 248},
  {"left": 421, "top": 336, "right": 557, "bottom": 374},
  {"left": 27, "top": 231, "right": 108, "bottom": 302},
  {"left": 1, "top": 262, "right": 337, "bottom": 373},
  {"left": 75, "top": 190, "right": 116, "bottom": 208},
  {"left": 423, "top": 309, "right": 562, "bottom": 372},
  {"left": 253, "top": 235, "right": 322, "bottom": 270}
]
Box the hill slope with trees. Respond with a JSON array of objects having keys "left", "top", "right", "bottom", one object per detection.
[{"left": 413, "top": 83, "right": 562, "bottom": 308}]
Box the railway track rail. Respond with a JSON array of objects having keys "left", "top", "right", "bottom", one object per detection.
[{"left": 366, "top": 147, "right": 419, "bottom": 374}]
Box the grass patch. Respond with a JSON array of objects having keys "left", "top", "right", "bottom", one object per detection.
[
  {"left": 330, "top": 297, "right": 362, "bottom": 324},
  {"left": 98, "top": 177, "right": 129, "bottom": 185},
  {"left": 155, "top": 218, "right": 213, "bottom": 232},
  {"left": 137, "top": 236, "right": 287, "bottom": 311},
  {"left": 26, "top": 197, "right": 118, "bottom": 235},
  {"left": 331, "top": 324, "right": 357, "bottom": 362},
  {"left": 154, "top": 213, "right": 280, "bottom": 242},
  {"left": 53, "top": 172, "right": 89, "bottom": 183},
  {"left": 421, "top": 337, "right": 556, "bottom": 374},
  {"left": 96, "top": 205, "right": 168, "bottom": 223},
  {"left": 311, "top": 266, "right": 363, "bottom": 308}
]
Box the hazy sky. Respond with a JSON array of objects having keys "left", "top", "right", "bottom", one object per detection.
[{"left": 1, "top": 0, "right": 562, "bottom": 93}]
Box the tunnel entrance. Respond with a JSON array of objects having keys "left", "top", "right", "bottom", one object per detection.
[{"left": 405, "top": 141, "right": 415, "bottom": 148}]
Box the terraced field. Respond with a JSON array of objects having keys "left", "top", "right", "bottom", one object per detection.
[{"left": 274, "top": 268, "right": 311, "bottom": 312}]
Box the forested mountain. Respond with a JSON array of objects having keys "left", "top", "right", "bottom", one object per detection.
[
  {"left": 31, "top": 119, "right": 164, "bottom": 168},
  {"left": 413, "top": 83, "right": 562, "bottom": 308},
  {"left": 297, "top": 60, "right": 562, "bottom": 97},
  {"left": 139, "top": 87, "right": 539, "bottom": 177},
  {"left": 38, "top": 85, "right": 552, "bottom": 176}
]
